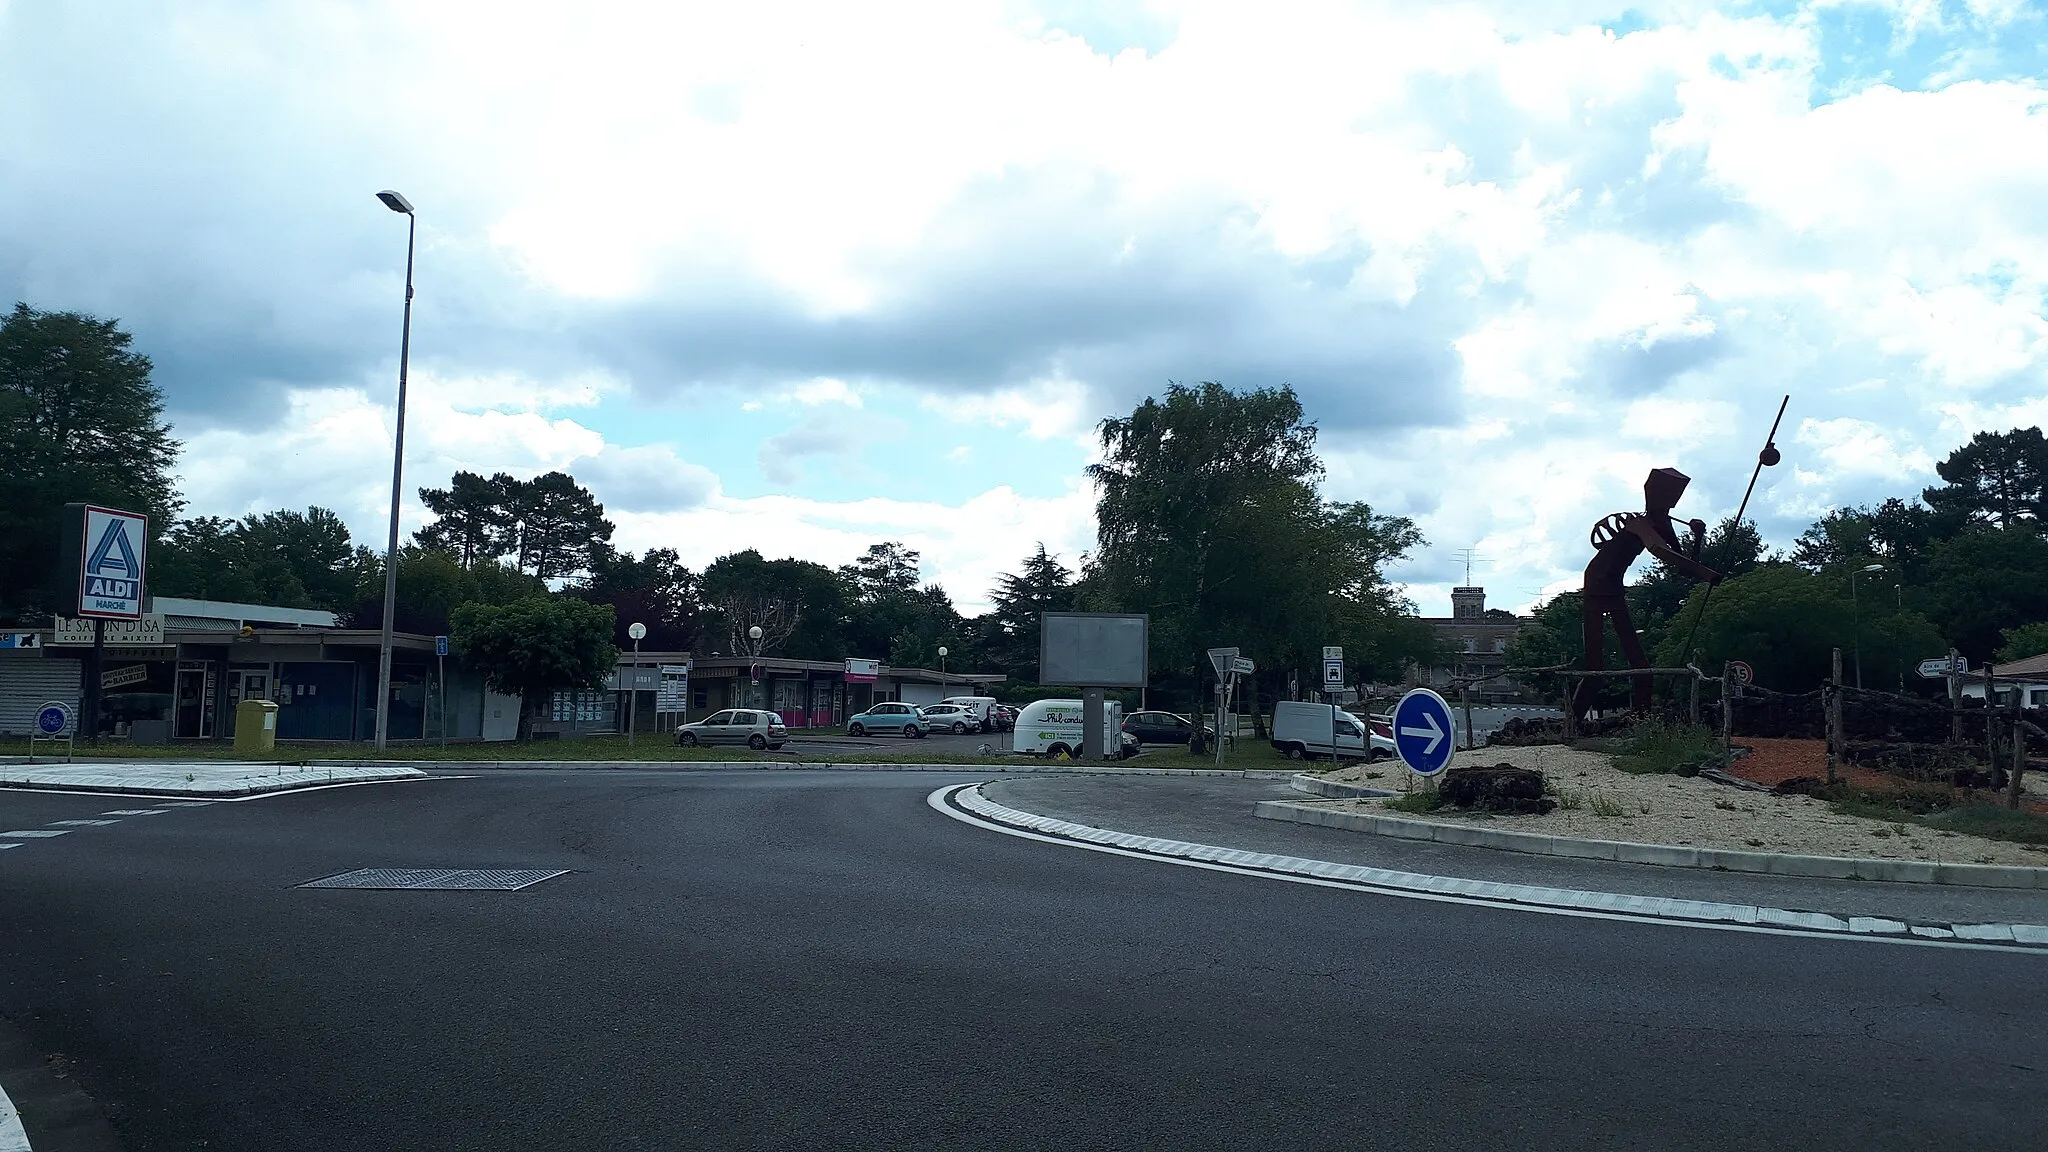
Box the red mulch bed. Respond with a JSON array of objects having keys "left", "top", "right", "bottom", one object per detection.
[
  {"left": 1730, "top": 736, "right": 2048, "bottom": 814},
  {"left": 1729, "top": 737, "right": 1894, "bottom": 790}
]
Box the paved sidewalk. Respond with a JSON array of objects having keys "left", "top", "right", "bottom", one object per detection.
[
  {"left": 0, "top": 762, "right": 426, "bottom": 797},
  {"left": 979, "top": 775, "right": 2048, "bottom": 927}
]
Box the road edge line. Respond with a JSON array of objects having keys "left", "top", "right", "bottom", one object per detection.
[{"left": 929, "top": 783, "right": 2048, "bottom": 954}]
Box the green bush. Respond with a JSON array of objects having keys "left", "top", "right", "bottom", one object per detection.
[
  {"left": 1613, "top": 721, "right": 1722, "bottom": 775},
  {"left": 1386, "top": 790, "right": 1446, "bottom": 814}
]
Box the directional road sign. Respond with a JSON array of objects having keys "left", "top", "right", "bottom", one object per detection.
[
  {"left": 1230, "top": 656, "right": 1254, "bottom": 675},
  {"left": 35, "top": 701, "right": 71, "bottom": 736},
  {"left": 1917, "top": 656, "right": 1967, "bottom": 679},
  {"left": 435, "top": 635, "right": 450, "bottom": 656},
  {"left": 1391, "top": 688, "right": 1455, "bottom": 776}
]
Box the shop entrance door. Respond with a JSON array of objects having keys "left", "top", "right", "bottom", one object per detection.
[
  {"left": 174, "top": 664, "right": 215, "bottom": 739},
  {"left": 225, "top": 669, "right": 268, "bottom": 736}
]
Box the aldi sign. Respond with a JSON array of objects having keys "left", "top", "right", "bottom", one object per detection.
[{"left": 65, "top": 504, "right": 149, "bottom": 620}]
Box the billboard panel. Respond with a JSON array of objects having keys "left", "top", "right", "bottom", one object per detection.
[{"left": 1039, "top": 612, "right": 1148, "bottom": 688}]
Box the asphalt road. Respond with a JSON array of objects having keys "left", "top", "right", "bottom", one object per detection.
[{"left": 0, "top": 769, "right": 2042, "bottom": 1151}]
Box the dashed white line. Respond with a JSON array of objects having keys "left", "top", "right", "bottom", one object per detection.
[
  {"left": 101, "top": 809, "right": 166, "bottom": 816},
  {"left": 0, "top": 844, "right": 18, "bottom": 850},
  {"left": 0, "top": 1077, "right": 28, "bottom": 1152},
  {"left": 48, "top": 819, "right": 120, "bottom": 827},
  {"left": 0, "top": 831, "right": 68, "bottom": 838}
]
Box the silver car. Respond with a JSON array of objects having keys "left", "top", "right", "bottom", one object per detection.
[
  {"left": 918, "top": 703, "right": 979, "bottom": 734},
  {"left": 676, "top": 708, "right": 789, "bottom": 750}
]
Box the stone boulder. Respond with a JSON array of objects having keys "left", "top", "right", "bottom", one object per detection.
[{"left": 1440, "top": 764, "right": 1555, "bottom": 815}]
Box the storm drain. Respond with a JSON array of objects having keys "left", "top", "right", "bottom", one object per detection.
[{"left": 298, "top": 867, "right": 571, "bottom": 891}]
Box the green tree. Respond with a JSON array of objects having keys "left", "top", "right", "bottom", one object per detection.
[
  {"left": 510, "top": 471, "right": 614, "bottom": 581},
  {"left": 153, "top": 507, "right": 363, "bottom": 612},
  {"left": 1921, "top": 427, "right": 2048, "bottom": 530},
  {"left": 579, "top": 546, "right": 701, "bottom": 650},
  {"left": 700, "top": 549, "right": 848, "bottom": 659},
  {"left": 346, "top": 549, "right": 545, "bottom": 635},
  {"left": 1653, "top": 566, "right": 1943, "bottom": 693},
  {"left": 1914, "top": 527, "right": 2048, "bottom": 662},
  {"left": 1088, "top": 382, "right": 1326, "bottom": 708},
  {"left": 0, "top": 304, "right": 181, "bottom": 622},
  {"left": 982, "top": 544, "right": 1076, "bottom": 683},
  {"left": 1996, "top": 622, "right": 2048, "bottom": 663},
  {"left": 1792, "top": 498, "right": 1941, "bottom": 574},
  {"left": 1503, "top": 591, "right": 1587, "bottom": 701},
  {"left": 452, "top": 595, "right": 619, "bottom": 739},
  {"left": 1631, "top": 516, "right": 1770, "bottom": 632},
  {"left": 415, "top": 470, "right": 519, "bottom": 567}
]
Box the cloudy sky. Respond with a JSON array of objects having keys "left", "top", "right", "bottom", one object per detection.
[{"left": 4, "top": 0, "right": 2045, "bottom": 616}]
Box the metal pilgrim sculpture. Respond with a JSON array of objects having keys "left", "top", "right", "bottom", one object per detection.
[{"left": 1573, "top": 396, "right": 1789, "bottom": 723}]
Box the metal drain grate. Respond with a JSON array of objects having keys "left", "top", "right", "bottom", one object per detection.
[{"left": 298, "top": 867, "right": 571, "bottom": 891}]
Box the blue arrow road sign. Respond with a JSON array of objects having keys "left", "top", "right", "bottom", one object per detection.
[
  {"left": 435, "top": 635, "right": 450, "bottom": 656},
  {"left": 1392, "top": 688, "right": 1455, "bottom": 776}
]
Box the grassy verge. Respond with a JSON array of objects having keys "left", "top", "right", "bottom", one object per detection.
[
  {"left": 1612, "top": 722, "right": 1723, "bottom": 775},
  {"left": 1791, "top": 778, "right": 2048, "bottom": 852}
]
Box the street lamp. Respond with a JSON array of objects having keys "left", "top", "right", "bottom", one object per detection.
[
  {"left": 373, "top": 189, "right": 416, "bottom": 750},
  {"left": 749, "top": 625, "right": 764, "bottom": 706},
  {"left": 937, "top": 646, "right": 948, "bottom": 693},
  {"left": 1851, "top": 562, "right": 1884, "bottom": 690}
]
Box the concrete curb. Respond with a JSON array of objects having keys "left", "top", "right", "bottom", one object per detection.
[
  {"left": 298, "top": 759, "right": 1301, "bottom": 778},
  {"left": 1288, "top": 773, "right": 1396, "bottom": 799},
  {"left": 1254, "top": 800, "right": 2048, "bottom": 890},
  {"left": 0, "top": 765, "right": 428, "bottom": 798},
  {"left": 942, "top": 784, "right": 2048, "bottom": 949}
]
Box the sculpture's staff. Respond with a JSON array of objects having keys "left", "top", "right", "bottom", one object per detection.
[{"left": 1678, "top": 394, "right": 1790, "bottom": 663}]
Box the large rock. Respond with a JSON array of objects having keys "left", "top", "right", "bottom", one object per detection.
[{"left": 1440, "top": 765, "right": 1555, "bottom": 815}]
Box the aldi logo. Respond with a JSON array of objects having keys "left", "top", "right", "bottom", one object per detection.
[{"left": 72, "top": 505, "right": 149, "bottom": 620}]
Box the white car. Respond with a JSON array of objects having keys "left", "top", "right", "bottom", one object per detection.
[{"left": 919, "top": 703, "right": 980, "bottom": 735}]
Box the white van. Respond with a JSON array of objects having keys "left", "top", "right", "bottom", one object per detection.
[
  {"left": 1013, "top": 698, "right": 1132, "bottom": 759},
  {"left": 939, "top": 695, "right": 999, "bottom": 732},
  {"left": 1270, "top": 700, "right": 1390, "bottom": 762}
]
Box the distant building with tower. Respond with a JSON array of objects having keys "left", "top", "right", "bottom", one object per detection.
[{"left": 1414, "top": 586, "right": 1532, "bottom": 703}]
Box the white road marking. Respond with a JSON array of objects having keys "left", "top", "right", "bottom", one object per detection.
[
  {"left": 0, "top": 844, "right": 18, "bottom": 850},
  {"left": 48, "top": 819, "right": 119, "bottom": 827},
  {"left": 0, "top": 776, "right": 440, "bottom": 802},
  {"left": 0, "top": 831, "right": 68, "bottom": 838},
  {"left": 101, "top": 810, "right": 164, "bottom": 816},
  {"left": 0, "top": 1077, "right": 28, "bottom": 1152},
  {"left": 929, "top": 784, "right": 2048, "bottom": 956}
]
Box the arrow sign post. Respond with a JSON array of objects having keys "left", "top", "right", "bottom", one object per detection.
[
  {"left": 1392, "top": 688, "right": 1456, "bottom": 777},
  {"left": 1916, "top": 657, "right": 1966, "bottom": 679}
]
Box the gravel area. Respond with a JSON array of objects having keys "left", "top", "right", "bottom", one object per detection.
[{"left": 1319, "top": 746, "right": 2048, "bottom": 869}]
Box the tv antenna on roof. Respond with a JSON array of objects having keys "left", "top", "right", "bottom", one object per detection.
[{"left": 1450, "top": 548, "right": 1489, "bottom": 586}]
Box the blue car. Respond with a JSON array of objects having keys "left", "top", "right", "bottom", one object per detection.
[{"left": 845, "top": 701, "right": 929, "bottom": 738}]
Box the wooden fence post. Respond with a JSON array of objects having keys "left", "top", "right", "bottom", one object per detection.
[
  {"left": 1720, "top": 664, "right": 1733, "bottom": 768},
  {"left": 1689, "top": 673, "right": 1700, "bottom": 727},
  {"left": 2010, "top": 707, "right": 2027, "bottom": 811},
  {"left": 1826, "top": 648, "right": 1842, "bottom": 786},
  {"left": 1562, "top": 684, "right": 1578, "bottom": 742},
  {"left": 1948, "top": 648, "right": 1962, "bottom": 743},
  {"left": 1983, "top": 665, "right": 1998, "bottom": 784}
]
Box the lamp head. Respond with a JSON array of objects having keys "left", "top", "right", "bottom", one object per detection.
[{"left": 376, "top": 190, "right": 414, "bottom": 214}]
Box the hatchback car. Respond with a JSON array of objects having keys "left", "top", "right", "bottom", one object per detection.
[
  {"left": 919, "top": 703, "right": 979, "bottom": 734},
  {"left": 1121, "top": 710, "right": 1214, "bottom": 745},
  {"left": 676, "top": 708, "right": 789, "bottom": 750},
  {"left": 845, "top": 701, "right": 929, "bottom": 738}
]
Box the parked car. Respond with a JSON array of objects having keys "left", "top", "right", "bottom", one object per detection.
[
  {"left": 1269, "top": 700, "right": 1391, "bottom": 761},
  {"left": 846, "top": 701, "right": 930, "bottom": 738},
  {"left": 676, "top": 708, "right": 789, "bottom": 750},
  {"left": 1013, "top": 698, "right": 1136, "bottom": 759},
  {"left": 939, "top": 695, "right": 1000, "bottom": 732},
  {"left": 1121, "top": 710, "right": 1214, "bottom": 745},
  {"left": 919, "top": 703, "right": 980, "bottom": 734}
]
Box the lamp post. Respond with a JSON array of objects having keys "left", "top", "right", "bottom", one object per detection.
[
  {"left": 937, "top": 646, "right": 948, "bottom": 694},
  {"left": 1851, "top": 562, "right": 1883, "bottom": 690},
  {"left": 373, "top": 189, "right": 416, "bottom": 750},
  {"left": 626, "top": 622, "right": 645, "bottom": 745},
  {"left": 748, "top": 624, "right": 764, "bottom": 707}
]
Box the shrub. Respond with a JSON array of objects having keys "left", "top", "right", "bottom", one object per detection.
[{"left": 1613, "top": 721, "right": 1722, "bottom": 775}]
